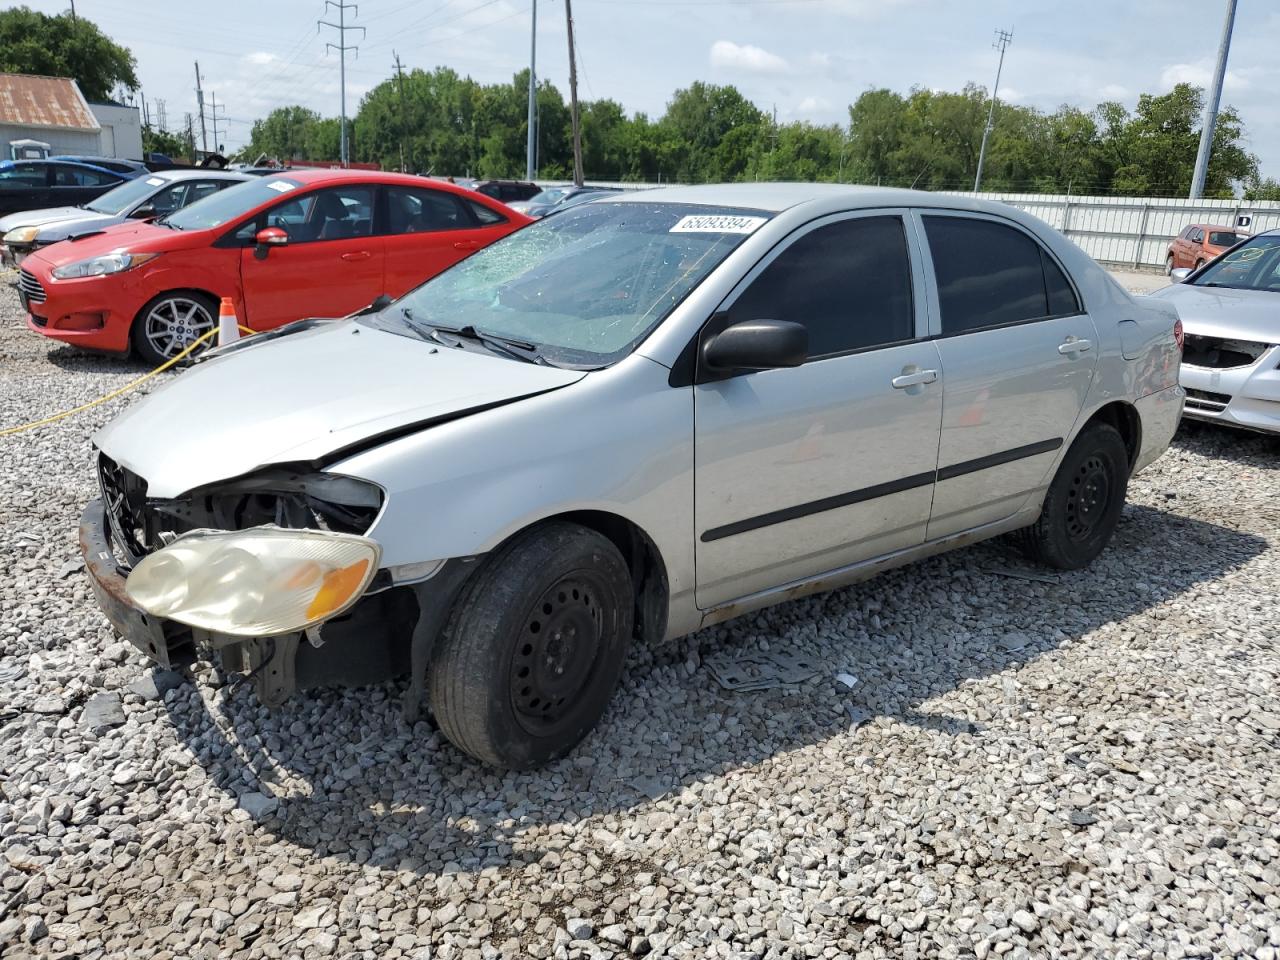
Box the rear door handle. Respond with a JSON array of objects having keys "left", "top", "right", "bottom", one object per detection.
[
  {"left": 1058, "top": 337, "right": 1092, "bottom": 355},
  {"left": 341, "top": 251, "right": 372, "bottom": 261},
  {"left": 453, "top": 240, "right": 481, "bottom": 251},
  {"left": 891, "top": 368, "right": 938, "bottom": 389}
]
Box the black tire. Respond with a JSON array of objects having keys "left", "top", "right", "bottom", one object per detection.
[
  {"left": 1194, "top": 259, "right": 1205, "bottom": 271},
  {"left": 1165, "top": 254, "right": 1175, "bottom": 276},
  {"left": 428, "top": 522, "right": 633, "bottom": 768},
  {"left": 131, "top": 291, "right": 218, "bottom": 366},
  {"left": 1017, "top": 422, "right": 1130, "bottom": 570}
]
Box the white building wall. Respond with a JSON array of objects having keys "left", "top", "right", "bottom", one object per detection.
[
  {"left": 88, "top": 103, "right": 142, "bottom": 160},
  {"left": 1, "top": 122, "right": 100, "bottom": 158}
]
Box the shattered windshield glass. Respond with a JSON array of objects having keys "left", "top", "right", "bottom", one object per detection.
[{"left": 369, "top": 201, "right": 771, "bottom": 366}]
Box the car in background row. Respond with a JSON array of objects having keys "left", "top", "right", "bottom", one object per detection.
[
  {"left": 20, "top": 169, "right": 529, "bottom": 363},
  {"left": 0, "top": 170, "right": 250, "bottom": 267},
  {"left": 0, "top": 158, "right": 143, "bottom": 217},
  {"left": 1154, "top": 231, "right": 1280, "bottom": 434},
  {"left": 79, "top": 184, "right": 1183, "bottom": 767},
  {"left": 51, "top": 156, "right": 150, "bottom": 178},
  {"left": 472, "top": 180, "right": 541, "bottom": 204},
  {"left": 1166, "top": 223, "right": 1248, "bottom": 274},
  {"left": 508, "top": 185, "right": 625, "bottom": 218}
]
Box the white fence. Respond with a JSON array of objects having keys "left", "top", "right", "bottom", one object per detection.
[{"left": 541, "top": 179, "right": 1280, "bottom": 270}]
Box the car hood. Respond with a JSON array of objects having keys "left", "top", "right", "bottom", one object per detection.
[
  {"left": 93, "top": 321, "right": 587, "bottom": 498},
  {"left": 32, "top": 220, "right": 200, "bottom": 265},
  {"left": 34, "top": 211, "right": 124, "bottom": 241},
  {"left": 1151, "top": 283, "right": 1280, "bottom": 343},
  {"left": 0, "top": 206, "right": 100, "bottom": 234}
]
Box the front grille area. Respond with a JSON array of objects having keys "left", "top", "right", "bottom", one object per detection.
[
  {"left": 1182, "top": 334, "right": 1270, "bottom": 369},
  {"left": 99, "top": 453, "right": 155, "bottom": 564},
  {"left": 17, "top": 268, "right": 45, "bottom": 303},
  {"left": 1184, "top": 388, "right": 1232, "bottom": 414}
]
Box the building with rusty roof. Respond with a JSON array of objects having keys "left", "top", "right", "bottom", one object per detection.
[{"left": 1, "top": 73, "right": 141, "bottom": 161}]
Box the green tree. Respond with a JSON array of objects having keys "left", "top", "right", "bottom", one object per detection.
[
  {"left": 142, "top": 125, "right": 189, "bottom": 160},
  {"left": 660, "top": 82, "right": 765, "bottom": 182},
  {"left": 244, "top": 106, "right": 325, "bottom": 162},
  {"left": 0, "top": 6, "right": 137, "bottom": 100},
  {"left": 1244, "top": 177, "right": 1280, "bottom": 201}
]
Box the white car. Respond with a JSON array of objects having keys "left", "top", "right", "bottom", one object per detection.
[
  {"left": 1152, "top": 231, "right": 1280, "bottom": 434},
  {"left": 80, "top": 184, "right": 1184, "bottom": 767}
]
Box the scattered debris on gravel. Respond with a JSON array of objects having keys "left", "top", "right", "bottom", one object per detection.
[{"left": 2, "top": 275, "right": 1278, "bottom": 959}]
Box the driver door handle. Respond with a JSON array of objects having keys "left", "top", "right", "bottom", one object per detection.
[
  {"left": 1058, "top": 337, "right": 1092, "bottom": 355},
  {"left": 453, "top": 240, "right": 481, "bottom": 251},
  {"left": 341, "top": 251, "right": 372, "bottom": 261},
  {"left": 891, "top": 368, "right": 938, "bottom": 389}
]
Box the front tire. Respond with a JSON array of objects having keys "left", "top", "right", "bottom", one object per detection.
[
  {"left": 1194, "top": 259, "right": 1205, "bottom": 271},
  {"left": 132, "top": 291, "right": 218, "bottom": 365},
  {"left": 1165, "top": 254, "right": 1175, "bottom": 276},
  {"left": 428, "top": 522, "right": 633, "bottom": 768},
  {"left": 1018, "top": 422, "right": 1130, "bottom": 570}
]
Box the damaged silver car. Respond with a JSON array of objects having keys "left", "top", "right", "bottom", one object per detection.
[{"left": 81, "top": 184, "right": 1185, "bottom": 768}]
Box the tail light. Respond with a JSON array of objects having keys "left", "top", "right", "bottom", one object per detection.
[{"left": 1173, "top": 318, "right": 1184, "bottom": 351}]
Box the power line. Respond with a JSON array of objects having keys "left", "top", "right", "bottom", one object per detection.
[{"left": 318, "top": 0, "right": 365, "bottom": 165}]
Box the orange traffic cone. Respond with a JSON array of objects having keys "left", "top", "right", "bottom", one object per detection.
[{"left": 218, "top": 297, "right": 240, "bottom": 347}]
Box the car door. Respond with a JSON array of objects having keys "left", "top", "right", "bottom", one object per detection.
[
  {"left": 694, "top": 211, "right": 943, "bottom": 609},
  {"left": 48, "top": 164, "right": 121, "bottom": 207},
  {"left": 238, "top": 183, "right": 384, "bottom": 330},
  {"left": 0, "top": 162, "right": 53, "bottom": 214},
  {"left": 916, "top": 211, "right": 1097, "bottom": 541},
  {"left": 1172, "top": 227, "right": 1191, "bottom": 268},
  {"left": 381, "top": 184, "right": 505, "bottom": 295}
]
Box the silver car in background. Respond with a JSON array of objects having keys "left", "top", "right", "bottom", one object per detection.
[
  {"left": 79, "top": 184, "right": 1184, "bottom": 768},
  {"left": 1153, "top": 231, "right": 1280, "bottom": 434},
  {"left": 0, "top": 169, "right": 250, "bottom": 266}
]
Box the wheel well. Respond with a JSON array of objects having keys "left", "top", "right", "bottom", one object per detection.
[
  {"left": 1084, "top": 401, "right": 1141, "bottom": 469},
  {"left": 544, "top": 510, "right": 670, "bottom": 648}
]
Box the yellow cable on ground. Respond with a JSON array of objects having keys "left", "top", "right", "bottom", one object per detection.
[{"left": 0, "top": 324, "right": 257, "bottom": 437}]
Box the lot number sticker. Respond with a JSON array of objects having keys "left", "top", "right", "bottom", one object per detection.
[
  {"left": 670, "top": 214, "right": 766, "bottom": 234},
  {"left": 266, "top": 180, "right": 297, "bottom": 193},
  {"left": 145, "top": 177, "right": 165, "bottom": 186}
]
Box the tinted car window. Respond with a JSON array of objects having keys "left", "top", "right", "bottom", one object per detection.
[
  {"left": 53, "top": 165, "right": 118, "bottom": 187},
  {"left": 1208, "top": 231, "right": 1244, "bottom": 247},
  {"left": 269, "top": 186, "right": 374, "bottom": 243},
  {"left": 0, "top": 163, "right": 46, "bottom": 188},
  {"left": 924, "top": 216, "right": 1053, "bottom": 334},
  {"left": 468, "top": 199, "right": 504, "bottom": 225},
  {"left": 1042, "top": 251, "right": 1081, "bottom": 316},
  {"left": 386, "top": 186, "right": 471, "bottom": 233},
  {"left": 729, "top": 215, "right": 914, "bottom": 358}
]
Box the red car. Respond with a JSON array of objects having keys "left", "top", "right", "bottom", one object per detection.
[
  {"left": 20, "top": 170, "right": 529, "bottom": 363},
  {"left": 1166, "top": 223, "right": 1248, "bottom": 274}
]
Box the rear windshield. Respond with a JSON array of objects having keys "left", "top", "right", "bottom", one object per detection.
[
  {"left": 1208, "top": 231, "right": 1246, "bottom": 247},
  {"left": 163, "top": 176, "right": 304, "bottom": 230}
]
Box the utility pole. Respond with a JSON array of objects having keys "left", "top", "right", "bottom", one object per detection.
[
  {"left": 140, "top": 91, "right": 150, "bottom": 129},
  {"left": 973, "top": 28, "right": 1013, "bottom": 193},
  {"left": 525, "top": 0, "right": 538, "bottom": 180},
  {"left": 393, "top": 51, "right": 408, "bottom": 172},
  {"left": 564, "top": 0, "right": 584, "bottom": 186},
  {"left": 319, "top": 1, "right": 364, "bottom": 166},
  {"left": 156, "top": 98, "right": 167, "bottom": 132},
  {"left": 184, "top": 112, "right": 195, "bottom": 163},
  {"left": 1189, "top": 0, "right": 1238, "bottom": 199},
  {"left": 194, "top": 62, "right": 208, "bottom": 155},
  {"left": 209, "top": 92, "right": 227, "bottom": 154},
  {"left": 69, "top": 0, "right": 76, "bottom": 23}
]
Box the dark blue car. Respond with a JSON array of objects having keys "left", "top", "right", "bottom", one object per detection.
[{"left": 0, "top": 158, "right": 142, "bottom": 217}]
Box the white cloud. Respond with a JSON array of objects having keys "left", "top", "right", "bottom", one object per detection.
[
  {"left": 709, "top": 40, "right": 789, "bottom": 75},
  {"left": 999, "top": 86, "right": 1024, "bottom": 102},
  {"left": 796, "top": 96, "right": 830, "bottom": 114},
  {"left": 1098, "top": 83, "right": 1130, "bottom": 100},
  {"left": 1160, "top": 62, "right": 1250, "bottom": 92},
  {"left": 245, "top": 51, "right": 276, "bottom": 67}
]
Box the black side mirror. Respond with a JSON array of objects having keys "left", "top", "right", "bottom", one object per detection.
[
  {"left": 703, "top": 319, "right": 808, "bottom": 373},
  {"left": 129, "top": 203, "right": 156, "bottom": 220}
]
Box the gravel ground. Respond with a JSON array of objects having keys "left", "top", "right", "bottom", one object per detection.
[{"left": 1, "top": 270, "right": 1279, "bottom": 960}]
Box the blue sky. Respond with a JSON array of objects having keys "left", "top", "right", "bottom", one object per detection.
[{"left": 20, "top": 0, "right": 1280, "bottom": 180}]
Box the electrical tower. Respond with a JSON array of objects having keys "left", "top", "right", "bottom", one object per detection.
[
  {"left": 319, "top": 1, "right": 365, "bottom": 166},
  {"left": 156, "top": 98, "right": 167, "bottom": 132},
  {"left": 1189, "top": 0, "right": 1238, "bottom": 199},
  {"left": 209, "top": 92, "right": 227, "bottom": 154},
  {"left": 973, "top": 28, "right": 1013, "bottom": 193}
]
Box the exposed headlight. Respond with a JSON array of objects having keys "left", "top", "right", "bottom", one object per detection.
[
  {"left": 125, "top": 527, "right": 380, "bottom": 636},
  {"left": 3, "top": 226, "right": 39, "bottom": 244},
  {"left": 52, "top": 251, "right": 160, "bottom": 280}
]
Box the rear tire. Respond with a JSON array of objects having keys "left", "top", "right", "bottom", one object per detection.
[
  {"left": 131, "top": 291, "right": 218, "bottom": 366},
  {"left": 1017, "top": 422, "right": 1130, "bottom": 570},
  {"left": 428, "top": 522, "right": 633, "bottom": 768}
]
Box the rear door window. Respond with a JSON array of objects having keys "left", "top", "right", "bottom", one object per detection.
[
  {"left": 923, "top": 216, "right": 1080, "bottom": 334},
  {"left": 728, "top": 215, "right": 915, "bottom": 358},
  {"left": 385, "top": 186, "right": 474, "bottom": 234}
]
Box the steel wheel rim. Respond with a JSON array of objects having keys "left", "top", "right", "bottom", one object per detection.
[
  {"left": 510, "top": 574, "right": 605, "bottom": 736},
  {"left": 1065, "top": 454, "right": 1111, "bottom": 542},
  {"left": 144, "top": 297, "right": 214, "bottom": 359}
]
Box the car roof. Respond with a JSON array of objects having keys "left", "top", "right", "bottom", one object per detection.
[
  {"left": 146, "top": 168, "right": 252, "bottom": 182},
  {"left": 262, "top": 169, "right": 499, "bottom": 202},
  {"left": 604, "top": 182, "right": 1030, "bottom": 215},
  {"left": 1188, "top": 223, "right": 1241, "bottom": 231}
]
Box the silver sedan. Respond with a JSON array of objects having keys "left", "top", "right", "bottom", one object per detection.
[
  {"left": 1153, "top": 231, "right": 1280, "bottom": 434},
  {"left": 80, "top": 184, "right": 1184, "bottom": 767}
]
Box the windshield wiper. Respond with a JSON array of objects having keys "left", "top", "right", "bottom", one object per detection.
[{"left": 401, "top": 310, "right": 545, "bottom": 364}]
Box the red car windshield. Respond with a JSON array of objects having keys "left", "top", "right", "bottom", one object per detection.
[{"left": 163, "top": 176, "right": 304, "bottom": 231}]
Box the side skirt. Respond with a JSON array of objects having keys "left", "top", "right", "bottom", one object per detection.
[{"left": 697, "top": 505, "right": 1041, "bottom": 628}]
